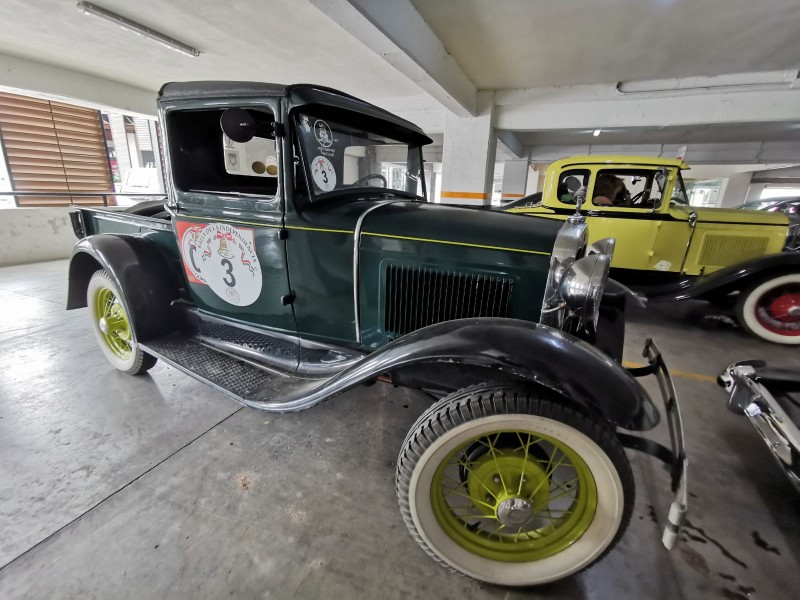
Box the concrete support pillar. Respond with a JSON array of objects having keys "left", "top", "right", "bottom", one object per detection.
[
  {"left": 500, "top": 159, "right": 529, "bottom": 202},
  {"left": 439, "top": 91, "right": 496, "bottom": 205},
  {"left": 745, "top": 183, "right": 767, "bottom": 203},
  {"left": 719, "top": 172, "right": 753, "bottom": 207}
]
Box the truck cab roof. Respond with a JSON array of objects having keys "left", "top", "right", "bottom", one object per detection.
[{"left": 158, "top": 81, "right": 431, "bottom": 143}]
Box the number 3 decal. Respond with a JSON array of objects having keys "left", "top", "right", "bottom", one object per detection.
[{"left": 221, "top": 258, "right": 236, "bottom": 287}]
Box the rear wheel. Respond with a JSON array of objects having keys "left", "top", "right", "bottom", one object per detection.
[
  {"left": 737, "top": 274, "right": 800, "bottom": 345},
  {"left": 396, "top": 385, "right": 633, "bottom": 586},
  {"left": 87, "top": 270, "right": 157, "bottom": 375}
]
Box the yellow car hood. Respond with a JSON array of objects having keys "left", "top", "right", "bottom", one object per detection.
[{"left": 672, "top": 205, "right": 789, "bottom": 226}]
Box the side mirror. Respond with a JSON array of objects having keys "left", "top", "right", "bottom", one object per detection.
[{"left": 220, "top": 108, "right": 256, "bottom": 143}]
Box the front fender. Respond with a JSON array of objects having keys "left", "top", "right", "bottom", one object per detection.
[
  {"left": 377, "top": 318, "right": 659, "bottom": 431},
  {"left": 643, "top": 252, "right": 800, "bottom": 302},
  {"left": 66, "top": 234, "right": 180, "bottom": 341}
]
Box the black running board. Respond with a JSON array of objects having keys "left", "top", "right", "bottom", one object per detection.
[{"left": 139, "top": 334, "right": 325, "bottom": 411}]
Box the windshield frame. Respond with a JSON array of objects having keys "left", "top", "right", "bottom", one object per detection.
[
  {"left": 292, "top": 105, "right": 428, "bottom": 204},
  {"left": 671, "top": 171, "right": 690, "bottom": 207}
]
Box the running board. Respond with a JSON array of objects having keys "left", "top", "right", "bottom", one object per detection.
[{"left": 139, "top": 334, "right": 325, "bottom": 411}]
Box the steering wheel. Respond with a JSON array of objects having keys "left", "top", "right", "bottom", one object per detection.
[
  {"left": 629, "top": 190, "right": 646, "bottom": 205},
  {"left": 352, "top": 174, "right": 387, "bottom": 187}
]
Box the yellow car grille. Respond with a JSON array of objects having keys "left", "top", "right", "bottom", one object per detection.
[{"left": 698, "top": 234, "right": 769, "bottom": 268}]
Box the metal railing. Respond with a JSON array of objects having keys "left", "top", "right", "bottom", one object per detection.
[{"left": 0, "top": 191, "right": 168, "bottom": 208}]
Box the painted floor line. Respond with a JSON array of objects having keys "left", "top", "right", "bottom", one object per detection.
[{"left": 623, "top": 361, "right": 718, "bottom": 384}]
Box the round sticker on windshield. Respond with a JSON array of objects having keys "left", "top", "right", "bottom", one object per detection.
[
  {"left": 314, "top": 119, "right": 333, "bottom": 147},
  {"left": 311, "top": 156, "right": 336, "bottom": 192}
]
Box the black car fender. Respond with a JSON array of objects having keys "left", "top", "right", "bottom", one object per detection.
[
  {"left": 643, "top": 252, "right": 800, "bottom": 303},
  {"left": 66, "top": 234, "right": 180, "bottom": 341},
  {"left": 372, "top": 318, "right": 659, "bottom": 431}
]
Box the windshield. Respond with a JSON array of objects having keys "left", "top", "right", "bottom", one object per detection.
[{"left": 295, "top": 110, "right": 426, "bottom": 201}]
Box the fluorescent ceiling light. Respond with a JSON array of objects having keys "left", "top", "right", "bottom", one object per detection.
[
  {"left": 76, "top": 2, "right": 200, "bottom": 57},
  {"left": 617, "top": 70, "right": 798, "bottom": 95},
  {"left": 593, "top": 129, "right": 601, "bottom": 137}
]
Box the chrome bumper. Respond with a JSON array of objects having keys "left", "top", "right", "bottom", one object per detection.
[
  {"left": 719, "top": 363, "right": 800, "bottom": 492},
  {"left": 623, "top": 339, "right": 688, "bottom": 550}
]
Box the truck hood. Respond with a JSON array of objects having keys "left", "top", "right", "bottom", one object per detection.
[
  {"left": 360, "top": 201, "right": 560, "bottom": 256},
  {"left": 672, "top": 204, "right": 789, "bottom": 227}
]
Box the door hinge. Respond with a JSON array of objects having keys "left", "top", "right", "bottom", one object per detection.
[
  {"left": 279, "top": 228, "right": 288, "bottom": 240},
  {"left": 281, "top": 292, "right": 296, "bottom": 306},
  {"left": 271, "top": 121, "right": 285, "bottom": 137}
]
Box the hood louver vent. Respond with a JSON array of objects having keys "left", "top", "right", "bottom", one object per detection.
[
  {"left": 698, "top": 234, "right": 769, "bottom": 268},
  {"left": 384, "top": 265, "right": 514, "bottom": 337}
]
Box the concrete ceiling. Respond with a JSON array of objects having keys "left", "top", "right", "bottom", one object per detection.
[
  {"left": 0, "top": 0, "right": 430, "bottom": 107},
  {"left": 0, "top": 0, "right": 797, "bottom": 163},
  {"left": 410, "top": 0, "right": 800, "bottom": 89},
  {"left": 519, "top": 121, "right": 800, "bottom": 146}
]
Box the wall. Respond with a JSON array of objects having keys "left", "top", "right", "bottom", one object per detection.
[{"left": 0, "top": 208, "right": 76, "bottom": 266}]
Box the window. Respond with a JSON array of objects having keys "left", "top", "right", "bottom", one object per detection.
[
  {"left": 555, "top": 169, "right": 590, "bottom": 205},
  {"left": 295, "top": 108, "right": 426, "bottom": 201},
  {"left": 167, "top": 107, "right": 278, "bottom": 197},
  {"left": 591, "top": 169, "right": 666, "bottom": 209}
]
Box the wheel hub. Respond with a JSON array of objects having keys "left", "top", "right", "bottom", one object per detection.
[
  {"left": 98, "top": 317, "right": 109, "bottom": 334},
  {"left": 768, "top": 293, "right": 800, "bottom": 321},
  {"left": 496, "top": 497, "right": 533, "bottom": 528}
]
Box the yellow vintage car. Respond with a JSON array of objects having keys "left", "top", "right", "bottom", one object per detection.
[{"left": 508, "top": 156, "right": 800, "bottom": 344}]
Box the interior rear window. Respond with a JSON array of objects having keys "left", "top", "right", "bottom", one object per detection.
[{"left": 167, "top": 107, "right": 278, "bottom": 197}]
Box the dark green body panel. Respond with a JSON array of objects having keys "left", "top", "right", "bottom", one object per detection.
[
  {"left": 80, "top": 209, "right": 180, "bottom": 264},
  {"left": 283, "top": 199, "right": 556, "bottom": 348},
  {"left": 172, "top": 193, "right": 297, "bottom": 333}
]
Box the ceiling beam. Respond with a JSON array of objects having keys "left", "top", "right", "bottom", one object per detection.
[
  {"left": 496, "top": 131, "right": 524, "bottom": 159},
  {"left": 0, "top": 52, "right": 156, "bottom": 117},
  {"left": 309, "top": 0, "right": 477, "bottom": 117},
  {"left": 495, "top": 83, "right": 800, "bottom": 131}
]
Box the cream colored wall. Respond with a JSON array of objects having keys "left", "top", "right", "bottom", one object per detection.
[{"left": 0, "top": 208, "right": 75, "bottom": 266}]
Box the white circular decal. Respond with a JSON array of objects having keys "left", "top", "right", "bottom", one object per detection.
[
  {"left": 653, "top": 260, "right": 672, "bottom": 272},
  {"left": 180, "top": 225, "right": 207, "bottom": 284},
  {"left": 182, "top": 223, "right": 262, "bottom": 306},
  {"left": 314, "top": 119, "right": 333, "bottom": 147},
  {"left": 311, "top": 155, "right": 337, "bottom": 192}
]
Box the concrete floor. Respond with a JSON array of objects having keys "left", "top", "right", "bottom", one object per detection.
[{"left": 0, "top": 259, "right": 798, "bottom": 600}]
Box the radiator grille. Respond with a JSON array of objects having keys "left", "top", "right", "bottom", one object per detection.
[
  {"left": 384, "top": 265, "right": 514, "bottom": 337},
  {"left": 698, "top": 234, "right": 769, "bottom": 268}
]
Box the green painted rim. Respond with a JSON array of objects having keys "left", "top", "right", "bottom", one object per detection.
[
  {"left": 92, "top": 285, "right": 133, "bottom": 360},
  {"left": 431, "top": 430, "right": 597, "bottom": 562}
]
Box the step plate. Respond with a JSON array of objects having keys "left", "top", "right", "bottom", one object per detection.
[{"left": 140, "top": 334, "right": 301, "bottom": 404}]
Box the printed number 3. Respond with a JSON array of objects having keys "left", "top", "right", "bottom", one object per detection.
[
  {"left": 221, "top": 258, "right": 236, "bottom": 287},
  {"left": 321, "top": 170, "right": 328, "bottom": 184}
]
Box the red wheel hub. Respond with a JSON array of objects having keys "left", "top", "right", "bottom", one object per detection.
[
  {"left": 768, "top": 293, "right": 800, "bottom": 322},
  {"left": 755, "top": 286, "right": 800, "bottom": 336}
]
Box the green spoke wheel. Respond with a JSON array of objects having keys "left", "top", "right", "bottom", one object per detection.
[
  {"left": 87, "top": 270, "right": 157, "bottom": 375},
  {"left": 397, "top": 385, "right": 634, "bottom": 586}
]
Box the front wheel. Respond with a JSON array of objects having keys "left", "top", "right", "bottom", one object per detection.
[
  {"left": 396, "top": 385, "right": 634, "bottom": 586},
  {"left": 736, "top": 274, "right": 800, "bottom": 345},
  {"left": 87, "top": 270, "right": 157, "bottom": 375}
]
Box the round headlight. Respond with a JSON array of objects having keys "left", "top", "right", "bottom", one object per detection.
[{"left": 558, "top": 254, "right": 612, "bottom": 328}]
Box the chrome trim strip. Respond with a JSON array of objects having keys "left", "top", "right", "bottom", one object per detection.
[
  {"left": 723, "top": 364, "right": 800, "bottom": 491},
  {"left": 352, "top": 201, "right": 403, "bottom": 343},
  {"left": 678, "top": 211, "right": 698, "bottom": 274}
]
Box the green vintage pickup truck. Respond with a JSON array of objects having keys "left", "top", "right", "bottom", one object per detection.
[{"left": 66, "top": 81, "right": 686, "bottom": 586}]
